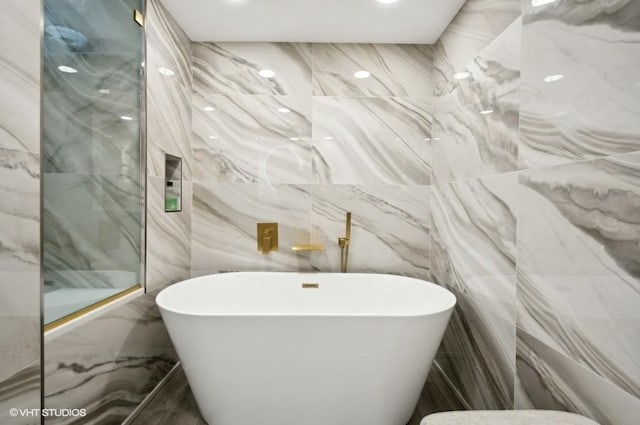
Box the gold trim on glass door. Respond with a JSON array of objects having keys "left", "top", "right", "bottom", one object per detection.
[{"left": 44, "top": 285, "right": 141, "bottom": 332}]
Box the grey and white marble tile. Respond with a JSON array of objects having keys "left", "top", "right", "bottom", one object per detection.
[
  {"left": 0, "top": 362, "right": 40, "bottom": 425},
  {"left": 0, "top": 0, "right": 40, "bottom": 153},
  {"left": 309, "top": 184, "right": 430, "bottom": 278},
  {"left": 147, "top": 0, "right": 193, "bottom": 181},
  {"left": 430, "top": 173, "right": 518, "bottom": 409},
  {"left": 44, "top": 288, "right": 177, "bottom": 425},
  {"left": 0, "top": 148, "right": 40, "bottom": 381},
  {"left": 312, "top": 96, "right": 431, "bottom": 185},
  {"left": 192, "top": 42, "right": 312, "bottom": 96},
  {"left": 191, "top": 183, "right": 312, "bottom": 275},
  {"left": 43, "top": 173, "right": 142, "bottom": 286},
  {"left": 434, "top": 0, "right": 521, "bottom": 92},
  {"left": 518, "top": 0, "right": 640, "bottom": 170},
  {"left": 407, "top": 364, "right": 467, "bottom": 425},
  {"left": 146, "top": 0, "right": 192, "bottom": 88},
  {"left": 129, "top": 366, "right": 206, "bottom": 425},
  {"left": 517, "top": 151, "right": 640, "bottom": 398},
  {"left": 312, "top": 44, "right": 433, "bottom": 98},
  {"left": 146, "top": 177, "right": 191, "bottom": 291},
  {"left": 435, "top": 290, "right": 515, "bottom": 410},
  {"left": 192, "top": 92, "right": 311, "bottom": 184},
  {"left": 42, "top": 56, "right": 141, "bottom": 176},
  {"left": 42, "top": 7, "right": 143, "bottom": 176},
  {"left": 516, "top": 328, "right": 640, "bottom": 425},
  {"left": 432, "top": 18, "right": 520, "bottom": 183}
]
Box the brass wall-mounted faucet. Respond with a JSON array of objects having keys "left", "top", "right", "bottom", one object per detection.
[
  {"left": 257, "top": 223, "right": 278, "bottom": 254},
  {"left": 338, "top": 212, "right": 351, "bottom": 273}
]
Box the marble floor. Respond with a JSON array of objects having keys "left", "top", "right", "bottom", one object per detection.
[{"left": 130, "top": 363, "right": 465, "bottom": 425}]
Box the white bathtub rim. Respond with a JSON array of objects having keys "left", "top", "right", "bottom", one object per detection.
[{"left": 156, "top": 272, "right": 457, "bottom": 319}]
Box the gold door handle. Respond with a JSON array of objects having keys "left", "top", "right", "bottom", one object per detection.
[{"left": 292, "top": 244, "right": 325, "bottom": 252}]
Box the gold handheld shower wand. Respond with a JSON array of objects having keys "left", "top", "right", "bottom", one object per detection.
[{"left": 338, "top": 212, "right": 351, "bottom": 273}]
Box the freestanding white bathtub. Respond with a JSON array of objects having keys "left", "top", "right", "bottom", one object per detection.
[{"left": 156, "top": 272, "right": 456, "bottom": 425}]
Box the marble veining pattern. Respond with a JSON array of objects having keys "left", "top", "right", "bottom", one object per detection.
[
  {"left": 192, "top": 42, "right": 312, "bottom": 96},
  {"left": 518, "top": 0, "right": 640, "bottom": 169},
  {"left": 517, "top": 151, "right": 640, "bottom": 398},
  {"left": 310, "top": 184, "right": 430, "bottom": 278},
  {"left": 0, "top": 0, "right": 40, "bottom": 153},
  {"left": 0, "top": 362, "right": 40, "bottom": 425},
  {"left": 43, "top": 173, "right": 142, "bottom": 287},
  {"left": 312, "top": 44, "right": 433, "bottom": 97},
  {"left": 192, "top": 92, "right": 311, "bottom": 184},
  {"left": 146, "top": 177, "right": 192, "bottom": 290},
  {"left": 0, "top": 148, "right": 40, "bottom": 380},
  {"left": 0, "top": 0, "right": 41, "bottom": 419},
  {"left": 430, "top": 173, "right": 518, "bottom": 409},
  {"left": 191, "top": 183, "right": 312, "bottom": 275},
  {"left": 44, "top": 288, "right": 177, "bottom": 425},
  {"left": 433, "top": 18, "right": 521, "bottom": 183},
  {"left": 312, "top": 96, "right": 431, "bottom": 185},
  {"left": 146, "top": 0, "right": 193, "bottom": 181},
  {"left": 434, "top": 0, "right": 521, "bottom": 91},
  {"left": 516, "top": 328, "right": 640, "bottom": 425},
  {"left": 146, "top": 0, "right": 193, "bottom": 291},
  {"left": 43, "top": 54, "right": 140, "bottom": 175}
]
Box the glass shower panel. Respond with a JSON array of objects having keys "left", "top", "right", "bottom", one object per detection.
[{"left": 43, "top": 0, "right": 145, "bottom": 325}]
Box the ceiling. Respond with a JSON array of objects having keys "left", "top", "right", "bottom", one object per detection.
[{"left": 159, "top": 0, "right": 466, "bottom": 44}]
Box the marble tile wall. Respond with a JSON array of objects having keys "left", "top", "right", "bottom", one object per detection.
[
  {"left": 146, "top": 0, "right": 193, "bottom": 290},
  {"left": 191, "top": 42, "right": 433, "bottom": 278},
  {"left": 431, "top": 0, "right": 640, "bottom": 422},
  {"left": 41, "top": 1, "right": 191, "bottom": 423},
  {"left": 0, "top": 0, "right": 42, "bottom": 421},
  {"left": 43, "top": 287, "right": 178, "bottom": 425},
  {"left": 430, "top": 173, "right": 518, "bottom": 409},
  {"left": 42, "top": 0, "right": 145, "bottom": 291},
  {"left": 430, "top": 0, "right": 522, "bottom": 410}
]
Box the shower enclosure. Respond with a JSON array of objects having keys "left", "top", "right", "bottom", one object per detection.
[{"left": 42, "top": 0, "right": 146, "bottom": 326}]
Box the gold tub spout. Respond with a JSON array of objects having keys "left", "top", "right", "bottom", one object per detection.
[{"left": 292, "top": 244, "right": 325, "bottom": 252}]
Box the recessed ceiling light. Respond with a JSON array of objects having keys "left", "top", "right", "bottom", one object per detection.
[
  {"left": 480, "top": 109, "right": 494, "bottom": 115},
  {"left": 453, "top": 71, "right": 471, "bottom": 80},
  {"left": 58, "top": 65, "right": 78, "bottom": 74},
  {"left": 204, "top": 106, "right": 216, "bottom": 112},
  {"left": 277, "top": 107, "right": 291, "bottom": 113},
  {"left": 377, "top": 0, "right": 398, "bottom": 4},
  {"left": 120, "top": 115, "right": 133, "bottom": 121},
  {"left": 98, "top": 88, "right": 110, "bottom": 94},
  {"left": 432, "top": 137, "right": 441, "bottom": 141},
  {"left": 543, "top": 74, "right": 564, "bottom": 83},
  {"left": 289, "top": 137, "right": 300, "bottom": 141},
  {"left": 209, "top": 136, "right": 218, "bottom": 139},
  {"left": 259, "top": 69, "right": 275, "bottom": 78},
  {"left": 424, "top": 138, "right": 431, "bottom": 141},
  {"left": 531, "top": 0, "right": 556, "bottom": 6},
  {"left": 158, "top": 67, "right": 175, "bottom": 76},
  {"left": 354, "top": 70, "right": 371, "bottom": 79},
  {"left": 324, "top": 136, "right": 334, "bottom": 140}
]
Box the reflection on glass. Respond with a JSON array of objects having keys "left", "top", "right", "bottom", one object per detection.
[{"left": 43, "top": 0, "right": 145, "bottom": 325}]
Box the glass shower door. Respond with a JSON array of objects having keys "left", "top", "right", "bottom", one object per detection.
[{"left": 42, "top": 0, "right": 145, "bottom": 326}]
